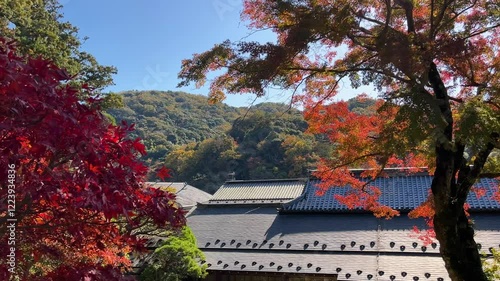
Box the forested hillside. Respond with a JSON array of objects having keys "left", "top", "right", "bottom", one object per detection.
[
  {"left": 107, "top": 91, "right": 374, "bottom": 193},
  {"left": 106, "top": 90, "right": 242, "bottom": 162}
]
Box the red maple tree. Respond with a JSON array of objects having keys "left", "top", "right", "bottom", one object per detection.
[
  {"left": 0, "top": 38, "right": 185, "bottom": 280},
  {"left": 178, "top": 0, "right": 500, "bottom": 279}
]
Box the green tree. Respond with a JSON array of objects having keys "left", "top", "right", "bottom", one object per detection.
[
  {"left": 165, "top": 136, "right": 240, "bottom": 193},
  {"left": 484, "top": 249, "right": 500, "bottom": 281},
  {"left": 347, "top": 95, "right": 377, "bottom": 115},
  {"left": 178, "top": 0, "right": 500, "bottom": 279},
  {"left": 0, "top": 0, "right": 120, "bottom": 108},
  {"left": 229, "top": 108, "right": 316, "bottom": 180},
  {"left": 281, "top": 134, "right": 320, "bottom": 177},
  {"left": 140, "top": 227, "right": 207, "bottom": 281}
]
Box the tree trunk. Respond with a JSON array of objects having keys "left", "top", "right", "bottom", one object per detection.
[
  {"left": 432, "top": 177, "right": 488, "bottom": 281},
  {"left": 428, "top": 61, "right": 489, "bottom": 281}
]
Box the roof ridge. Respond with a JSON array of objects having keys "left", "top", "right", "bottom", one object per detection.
[
  {"left": 224, "top": 178, "right": 308, "bottom": 184},
  {"left": 209, "top": 179, "right": 308, "bottom": 204},
  {"left": 281, "top": 177, "right": 312, "bottom": 210}
]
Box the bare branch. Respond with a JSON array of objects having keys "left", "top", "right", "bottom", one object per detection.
[
  {"left": 394, "top": 0, "right": 415, "bottom": 33},
  {"left": 430, "top": 0, "right": 435, "bottom": 39},
  {"left": 448, "top": 96, "right": 464, "bottom": 103},
  {"left": 346, "top": 34, "right": 378, "bottom": 52},
  {"left": 457, "top": 132, "right": 499, "bottom": 198},
  {"left": 320, "top": 152, "right": 387, "bottom": 172},
  {"left": 284, "top": 63, "right": 412, "bottom": 84},
  {"left": 438, "top": 0, "right": 479, "bottom": 37},
  {"left": 479, "top": 172, "right": 500, "bottom": 178},
  {"left": 355, "top": 11, "right": 387, "bottom": 27},
  {"left": 461, "top": 23, "right": 500, "bottom": 40}
]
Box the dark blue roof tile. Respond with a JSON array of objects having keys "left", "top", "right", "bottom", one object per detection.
[{"left": 283, "top": 176, "right": 499, "bottom": 212}]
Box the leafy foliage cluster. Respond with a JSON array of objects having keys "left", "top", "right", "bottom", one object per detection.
[
  {"left": 139, "top": 227, "right": 207, "bottom": 281},
  {"left": 483, "top": 248, "right": 500, "bottom": 280},
  {"left": 1, "top": 1, "right": 204, "bottom": 280},
  {"left": 0, "top": 0, "right": 122, "bottom": 108},
  {"left": 0, "top": 38, "right": 185, "bottom": 280}
]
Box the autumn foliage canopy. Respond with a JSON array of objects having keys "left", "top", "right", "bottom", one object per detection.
[
  {"left": 0, "top": 38, "right": 185, "bottom": 280},
  {"left": 179, "top": 0, "right": 499, "bottom": 280}
]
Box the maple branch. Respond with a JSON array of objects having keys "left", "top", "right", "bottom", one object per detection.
[
  {"left": 432, "top": 0, "right": 456, "bottom": 37},
  {"left": 356, "top": 12, "right": 386, "bottom": 27},
  {"left": 322, "top": 152, "right": 387, "bottom": 171},
  {"left": 284, "top": 73, "right": 310, "bottom": 112},
  {"left": 448, "top": 96, "right": 463, "bottom": 103},
  {"left": 394, "top": 0, "right": 415, "bottom": 33},
  {"left": 456, "top": 132, "right": 499, "bottom": 200},
  {"left": 454, "top": 0, "right": 478, "bottom": 19},
  {"left": 14, "top": 206, "right": 52, "bottom": 217},
  {"left": 346, "top": 34, "right": 378, "bottom": 52},
  {"left": 352, "top": 67, "right": 412, "bottom": 83},
  {"left": 466, "top": 55, "right": 478, "bottom": 87},
  {"left": 130, "top": 219, "right": 167, "bottom": 236},
  {"left": 238, "top": 26, "right": 276, "bottom": 42},
  {"left": 461, "top": 23, "right": 500, "bottom": 40},
  {"left": 307, "top": 73, "right": 347, "bottom": 113},
  {"left": 359, "top": 160, "right": 390, "bottom": 192},
  {"left": 480, "top": 172, "right": 500, "bottom": 178},
  {"left": 428, "top": 62, "right": 452, "bottom": 139},
  {"left": 384, "top": 0, "right": 392, "bottom": 31},
  {"left": 285, "top": 65, "right": 411, "bottom": 84},
  {"left": 47, "top": 152, "right": 76, "bottom": 170},
  {"left": 430, "top": 0, "right": 435, "bottom": 39},
  {"left": 15, "top": 209, "right": 106, "bottom": 230},
  {"left": 355, "top": 27, "right": 375, "bottom": 36},
  {"left": 441, "top": 0, "right": 480, "bottom": 35}
]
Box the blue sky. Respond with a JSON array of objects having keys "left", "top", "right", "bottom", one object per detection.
[{"left": 61, "top": 0, "right": 366, "bottom": 107}]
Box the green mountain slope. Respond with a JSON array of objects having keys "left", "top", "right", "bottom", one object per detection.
[
  {"left": 107, "top": 90, "right": 242, "bottom": 162},
  {"left": 107, "top": 91, "right": 374, "bottom": 193}
]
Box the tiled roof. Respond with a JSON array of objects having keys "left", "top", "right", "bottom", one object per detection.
[
  {"left": 207, "top": 179, "right": 306, "bottom": 205},
  {"left": 202, "top": 250, "right": 448, "bottom": 281},
  {"left": 283, "top": 176, "right": 500, "bottom": 212},
  {"left": 187, "top": 174, "right": 499, "bottom": 280},
  {"left": 147, "top": 182, "right": 212, "bottom": 208},
  {"left": 187, "top": 206, "right": 500, "bottom": 280},
  {"left": 202, "top": 250, "right": 379, "bottom": 277}
]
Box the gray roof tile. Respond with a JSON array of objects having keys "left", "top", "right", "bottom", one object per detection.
[
  {"left": 208, "top": 179, "right": 306, "bottom": 204},
  {"left": 147, "top": 182, "right": 212, "bottom": 208},
  {"left": 203, "top": 251, "right": 378, "bottom": 278},
  {"left": 203, "top": 250, "right": 451, "bottom": 281},
  {"left": 188, "top": 205, "right": 499, "bottom": 280},
  {"left": 284, "top": 176, "right": 500, "bottom": 212}
]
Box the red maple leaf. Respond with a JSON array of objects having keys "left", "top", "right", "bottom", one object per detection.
[
  {"left": 132, "top": 138, "right": 147, "bottom": 156},
  {"left": 0, "top": 37, "right": 185, "bottom": 280},
  {"left": 156, "top": 166, "right": 171, "bottom": 180}
]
